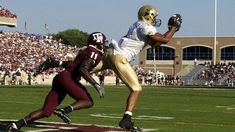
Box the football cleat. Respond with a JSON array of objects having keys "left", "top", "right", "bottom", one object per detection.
[
  {"left": 119, "top": 114, "right": 142, "bottom": 132},
  {"left": 54, "top": 109, "right": 71, "bottom": 124},
  {"left": 6, "top": 123, "right": 19, "bottom": 132},
  {"left": 130, "top": 126, "right": 142, "bottom": 132}
]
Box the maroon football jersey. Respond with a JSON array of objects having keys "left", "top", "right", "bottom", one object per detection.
[{"left": 65, "top": 45, "right": 102, "bottom": 76}]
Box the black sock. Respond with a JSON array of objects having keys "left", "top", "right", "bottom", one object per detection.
[
  {"left": 15, "top": 118, "right": 27, "bottom": 129},
  {"left": 62, "top": 105, "right": 73, "bottom": 114}
]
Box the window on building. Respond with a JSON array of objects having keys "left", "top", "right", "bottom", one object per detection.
[
  {"left": 183, "top": 46, "right": 212, "bottom": 60},
  {"left": 221, "top": 46, "right": 235, "bottom": 60},
  {"left": 146, "top": 47, "right": 175, "bottom": 60}
]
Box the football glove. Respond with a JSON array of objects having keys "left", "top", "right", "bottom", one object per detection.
[
  {"left": 34, "top": 57, "right": 60, "bottom": 76},
  {"left": 94, "top": 84, "right": 105, "bottom": 98},
  {"left": 168, "top": 14, "right": 182, "bottom": 32}
]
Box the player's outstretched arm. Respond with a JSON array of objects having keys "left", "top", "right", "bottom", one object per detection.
[
  {"left": 78, "top": 57, "right": 105, "bottom": 98},
  {"left": 148, "top": 14, "right": 182, "bottom": 47},
  {"left": 34, "top": 57, "right": 71, "bottom": 76},
  {"left": 61, "top": 61, "right": 71, "bottom": 68}
]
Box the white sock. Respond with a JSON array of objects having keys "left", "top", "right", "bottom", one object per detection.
[
  {"left": 124, "top": 111, "right": 132, "bottom": 116},
  {"left": 23, "top": 118, "right": 27, "bottom": 125},
  {"left": 69, "top": 105, "right": 74, "bottom": 111},
  {"left": 12, "top": 123, "right": 18, "bottom": 129}
]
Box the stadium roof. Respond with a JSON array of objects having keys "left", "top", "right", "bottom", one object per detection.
[{"left": 0, "top": 16, "right": 17, "bottom": 27}]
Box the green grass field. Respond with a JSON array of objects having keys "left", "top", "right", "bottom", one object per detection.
[{"left": 1, "top": 85, "right": 235, "bottom": 132}]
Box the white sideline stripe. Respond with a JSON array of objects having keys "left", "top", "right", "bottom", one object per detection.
[
  {"left": 216, "top": 105, "right": 235, "bottom": 110},
  {"left": 0, "top": 119, "right": 158, "bottom": 132},
  {"left": 90, "top": 113, "right": 174, "bottom": 120}
]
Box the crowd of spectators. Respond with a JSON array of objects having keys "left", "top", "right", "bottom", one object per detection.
[
  {"left": 196, "top": 63, "right": 235, "bottom": 86},
  {"left": 0, "top": 6, "right": 17, "bottom": 18},
  {"left": 0, "top": 31, "right": 77, "bottom": 85},
  {"left": 133, "top": 66, "right": 180, "bottom": 86},
  {"left": 0, "top": 31, "right": 181, "bottom": 86}
]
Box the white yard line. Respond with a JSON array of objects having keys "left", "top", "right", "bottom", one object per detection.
[
  {"left": 90, "top": 113, "right": 174, "bottom": 120},
  {"left": 216, "top": 105, "right": 235, "bottom": 110}
]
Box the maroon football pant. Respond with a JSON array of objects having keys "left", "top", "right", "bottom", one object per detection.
[{"left": 42, "top": 71, "right": 93, "bottom": 116}]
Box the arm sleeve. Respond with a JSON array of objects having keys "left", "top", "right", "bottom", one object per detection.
[
  {"left": 34, "top": 58, "right": 60, "bottom": 75},
  {"left": 77, "top": 56, "right": 98, "bottom": 86},
  {"left": 61, "top": 61, "right": 72, "bottom": 68}
]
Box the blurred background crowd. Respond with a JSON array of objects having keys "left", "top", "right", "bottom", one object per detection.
[
  {"left": 1, "top": 31, "right": 235, "bottom": 86},
  {"left": 0, "top": 6, "right": 17, "bottom": 18},
  {"left": 0, "top": 31, "right": 77, "bottom": 85}
]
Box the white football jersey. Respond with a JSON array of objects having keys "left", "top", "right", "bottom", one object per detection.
[{"left": 113, "top": 21, "right": 157, "bottom": 61}]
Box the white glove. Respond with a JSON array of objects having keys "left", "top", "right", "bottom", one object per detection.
[{"left": 94, "top": 84, "right": 105, "bottom": 98}]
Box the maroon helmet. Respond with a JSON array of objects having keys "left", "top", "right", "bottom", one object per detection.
[{"left": 87, "top": 32, "right": 106, "bottom": 53}]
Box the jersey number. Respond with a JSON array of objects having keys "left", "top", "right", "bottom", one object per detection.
[{"left": 90, "top": 52, "right": 98, "bottom": 60}]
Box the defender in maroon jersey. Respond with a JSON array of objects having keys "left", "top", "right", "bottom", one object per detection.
[{"left": 7, "top": 32, "right": 106, "bottom": 132}]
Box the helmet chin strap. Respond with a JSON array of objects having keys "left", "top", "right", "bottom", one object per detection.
[
  {"left": 88, "top": 44, "right": 104, "bottom": 53},
  {"left": 96, "top": 48, "right": 104, "bottom": 54}
]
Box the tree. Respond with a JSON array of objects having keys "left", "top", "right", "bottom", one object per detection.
[{"left": 53, "top": 29, "right": 88, "bottom": 47}]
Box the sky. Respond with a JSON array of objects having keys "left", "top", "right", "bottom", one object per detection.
[{"left": 1, "top": 0, "right": 235, "bottom": 41}]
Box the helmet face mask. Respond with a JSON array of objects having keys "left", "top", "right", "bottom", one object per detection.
[
  {"left": 138, "top": 5, "right": 159, "bottom": 26},
  {"left": 155, "top": 18, "right": 162, "bottom": 27}
]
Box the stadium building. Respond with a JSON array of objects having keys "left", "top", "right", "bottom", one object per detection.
[
  {"left": 0, "top": 6, "right": 17, "bottom": 27},
  {"left": 139, "top": 36, "right": 235, "bottom": 77},
  {"left": 0, "top": 16, "right": 17, "bottom": 27}
]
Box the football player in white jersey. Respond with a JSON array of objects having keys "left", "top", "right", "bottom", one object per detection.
[{"left": 92, "top": 5, "right": 182, "bottom": 130}]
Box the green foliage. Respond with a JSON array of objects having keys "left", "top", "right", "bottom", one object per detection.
[{"left": 53, "top": 29, "right": 88, "bottom": 47}]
